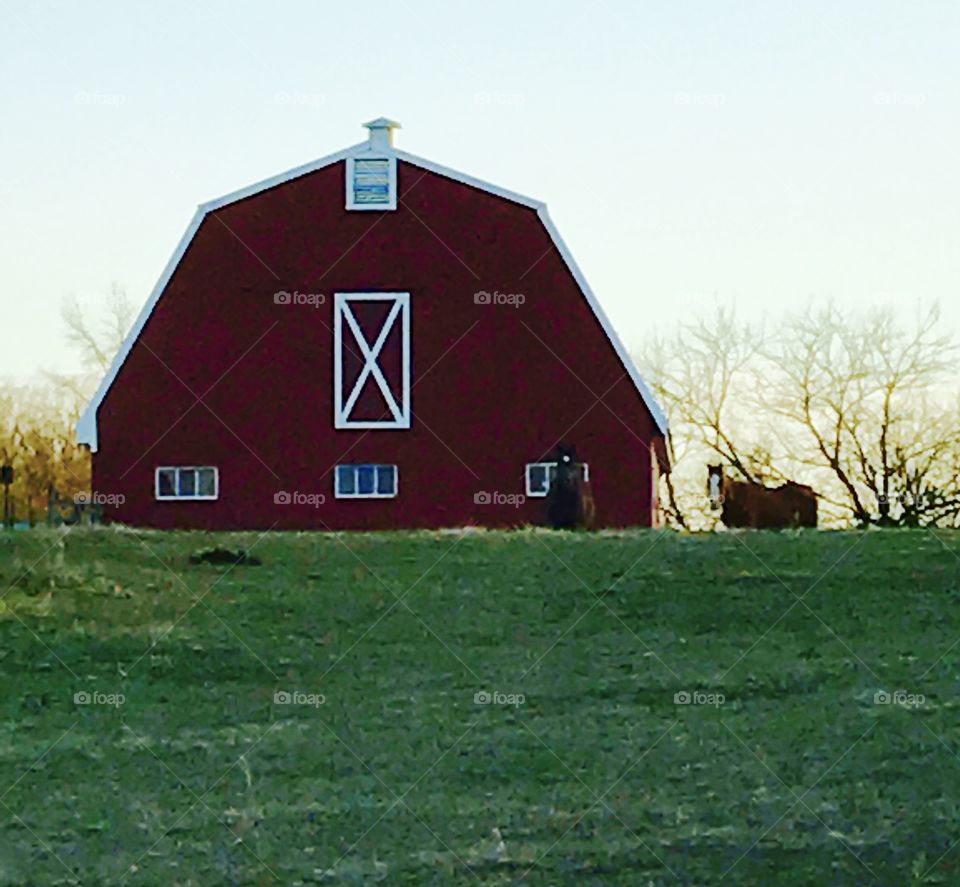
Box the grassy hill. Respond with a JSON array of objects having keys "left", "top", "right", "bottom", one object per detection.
[{"left": 0, "top": 526, "right": 958, "bottom": 885}]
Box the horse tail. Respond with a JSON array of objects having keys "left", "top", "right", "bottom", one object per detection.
[{"left": 579, "top": 482, "right": 596, "bottom": 529}]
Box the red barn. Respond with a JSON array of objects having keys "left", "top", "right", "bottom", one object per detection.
[{"left": 77, "top": 118, "right": 669, "bottom": 530}]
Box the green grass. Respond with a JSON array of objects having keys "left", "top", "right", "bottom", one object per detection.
[{"left": 1, "top": 526, "right": 960, "bottom": 885}]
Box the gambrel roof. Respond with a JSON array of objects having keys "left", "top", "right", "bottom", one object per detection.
[{"left": 77, "top": 121, "right": 668, "bottom": 451}]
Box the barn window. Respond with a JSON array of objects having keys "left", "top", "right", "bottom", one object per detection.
[
  {"left": 155, "top": 466, "right": 218, "bottom": 500},
  {"left": 334, "top": 292, "right": 411, "bottom": 429},
  {"left": 345, "top": 156, "right": 397, "bottom": 210},
  {"left": 525, "top": 462, "right": 590, "bottom": 498},
  {"left": 335, "top": 464, "right": 398, "bottom": 498}
]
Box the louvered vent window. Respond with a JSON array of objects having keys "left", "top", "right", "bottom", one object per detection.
[
  {"left": 354, "top": 159, "right": 389, "bottom": 203},
  {"left": 346, "top": 156, "right": 397, "bottom": 210}
]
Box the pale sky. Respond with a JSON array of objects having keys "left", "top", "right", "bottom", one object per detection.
[{"left": 2, "top": 1, "right": 958, "bottom": 381}]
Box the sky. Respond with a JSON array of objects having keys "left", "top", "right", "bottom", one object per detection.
[{"left": 1, "top": 0, "right": 958, "bottom": 382}]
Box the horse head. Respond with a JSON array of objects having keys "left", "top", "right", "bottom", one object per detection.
[
  {"left": 707, "top": 464, "right": 724, "bottom": 510},
  {"left": 553, "top": 444, "right": 581, "bottom": 492},
  {"left": 547, "top": 444, "right": 583, "bottom": 529}
]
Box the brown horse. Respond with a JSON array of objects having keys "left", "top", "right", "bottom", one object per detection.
[
  {"left": 707, "top": 465, "right": 817, "bottom": 529},
  {"left": 546, "top": 445, "right": 595, "bottom": 529}
]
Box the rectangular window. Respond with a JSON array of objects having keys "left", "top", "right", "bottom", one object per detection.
[
  {"left": 335, "top": 464, "right": 398, "bottom": 499},
  {"left": 525, "top": 461, "right": 589, "bottom": 497},
  {"left": 155, "top": 466, "right": 218, "bottom": 501},
  {"left": 346, "top": 156, "right": 397, "bottom": 210}
]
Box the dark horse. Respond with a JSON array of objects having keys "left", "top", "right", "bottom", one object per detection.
[
  {"left": 546, "top": 445, "right": 595, "bottom": 529},
  {"left": 707, "top": 464, "right": 817, "bottom": 529}
]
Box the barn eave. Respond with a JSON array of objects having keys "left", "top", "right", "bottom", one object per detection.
[{"left": 77, "top": 137, "right": 667, "bottom": 452}]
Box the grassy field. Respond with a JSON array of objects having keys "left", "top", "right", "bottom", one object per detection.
[{"left": 1, "top": 526, "right": 959, "bottom": 885}]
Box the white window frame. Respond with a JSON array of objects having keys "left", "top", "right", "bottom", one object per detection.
[
  {"left": 525, "top": 461, "right": 590, "bottom": 498},
  {"left": 345, "top": 155, "right": 397, "bottom": 211},
  {"left": 155, "top": 466, "right": 219, "bottom": 501},
  {"left": 334, "top": 292, "right": 411, "bottom": 429},
  {"left": 334, "top": 464, "right": 398, "bottom": 499}
]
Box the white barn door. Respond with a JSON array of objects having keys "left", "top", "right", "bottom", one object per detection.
[{"left": 333, "top": 292, "right": 411, "bottom": 429}]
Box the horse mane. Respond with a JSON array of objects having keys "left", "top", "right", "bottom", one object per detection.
[
  {"left": 546, "top": 445, "right": 593, "bottom": 530},
  {"left": 716, "top": 470, "right": 817, "bottom": 529}
]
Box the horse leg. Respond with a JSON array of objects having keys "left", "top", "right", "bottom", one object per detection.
[{"left": 577, "top": 485, "right": 596, "bottom": 529}]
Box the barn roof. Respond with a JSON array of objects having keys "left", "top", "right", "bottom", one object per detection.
[{"left": 77, "top": 120, "right": 668, "bottom": 451}]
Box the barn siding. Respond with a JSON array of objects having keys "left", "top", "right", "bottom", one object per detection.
[{"left": 92, "top": 160, "right": 662, "bottom": 529}]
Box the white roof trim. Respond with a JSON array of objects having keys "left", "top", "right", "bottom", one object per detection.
[
  {"left": 536, "top": 207, "right": 669, "bottom": 436},
  {"left": 77, "top": 142, "right": 367, "bottom": 452},
  {"left": 77, "top": 207, "right": 205, "bottom": 451},
  {"left": 77, "top": 139, "right": 667, "bottom": 451},
  {"left": 392, "top": 149, "right": 544, "bottom": 210},
  {"left": 200, "top": 142, "right": 368, "bottom": 212}
]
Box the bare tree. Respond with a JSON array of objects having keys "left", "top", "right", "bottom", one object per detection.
[
  {"left": 639, "top": 307, "right": 774, "bottom": 527},
  {"left": 61, "top": 283, "right": 135, "bottom": 374},
  {"left": 644, "top": 307, "right": 771, "bottom": 481},
  {"left": 765, "top": 304, "right": 960, "bottom": 526},
  {"left": 45, "top": 283, "right": 136, "bottom": 408},
  {"left": 641, "top": 302, "right": 960, "bottom": 529}
]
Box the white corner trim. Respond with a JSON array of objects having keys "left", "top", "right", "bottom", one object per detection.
[
  {"left": 77, "top": 207, "right": 206, "bottom": 452},
  {"left": 535, "top": 207, "right": 670, "bottom": 435}
]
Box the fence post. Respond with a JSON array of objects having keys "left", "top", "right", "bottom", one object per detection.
[{"left": 1, "top": 465, "right": 12, "bottom": 529}]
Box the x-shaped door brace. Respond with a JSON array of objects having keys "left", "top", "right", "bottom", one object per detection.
[{"left": 334, "top": 293, "right": 411, "bottom": 429}]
